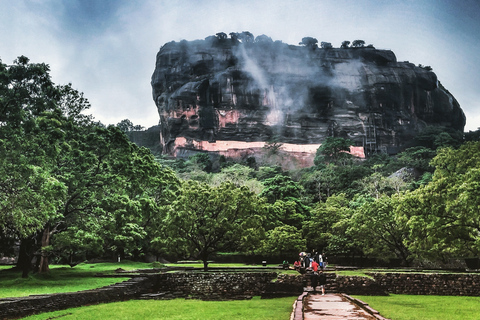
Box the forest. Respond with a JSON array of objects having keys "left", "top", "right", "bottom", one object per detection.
[{"left": 2, "top": 57, "right": 480, "bottom": 276}]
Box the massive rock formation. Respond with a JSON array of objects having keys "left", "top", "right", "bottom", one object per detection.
[{"left": 151, "top": 34, "right": 465, "bottom": 165}]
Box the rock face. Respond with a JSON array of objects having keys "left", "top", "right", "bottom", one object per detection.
[{"left": 151, "top": 34, "right": 465, "bottom": 163}]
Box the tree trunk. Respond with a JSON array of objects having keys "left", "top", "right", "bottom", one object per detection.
[
  {"left": 201, "top": 251, "right": 209, "bottom": 271},
  {"left": 203, "top": 259, "right": 209, "bottom": 272},
  {"left": 17, "top": 237, "right": 34, "bottom": 278},
  {"left": 38, "top": 225, "right": 50, "bottom": 274}
]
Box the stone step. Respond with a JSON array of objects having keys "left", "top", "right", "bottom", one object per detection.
[{"left": 139, "top": 293, "right": 166, "bottom": 299}]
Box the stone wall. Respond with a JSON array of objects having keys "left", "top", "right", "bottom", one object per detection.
[
  {"left": 0, "top": 276, "right": 155, "bottom": 319},
  {"left": 336, "top": 275, "right": 386, "bottom": 295},
  {"left": 152, "top": 272, "right": 279, "bottom": 300},
  {"left": 335, "top": 272, "right": 480, "bottom": 296},
  {"left": 3, "top": 272, "right": 480, "bottom": 319},
  {"left": 370, "top": 272, "right": 480, "bottom": 296}
]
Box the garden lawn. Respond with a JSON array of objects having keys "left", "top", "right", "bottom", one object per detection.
[
  {"left": 355, "top": 294, "right": 480, "bottom": 320},
  {"left": 0, "top": 261, "right": 153, "bottom": 298},
  {"left": 21, "top": 296, "right": 297, "bottom": 320}
]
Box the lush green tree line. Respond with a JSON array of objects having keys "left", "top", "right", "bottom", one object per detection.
[{"left": 2, "top": 56, "right": 480, "bottom": 275}]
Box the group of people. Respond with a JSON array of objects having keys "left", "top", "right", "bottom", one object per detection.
[
  {"left": 294, "top": 250, "right": 328, "bottom": 271},
  {"left": 293, "top": 250, "right": 328, "bottom": 295}
]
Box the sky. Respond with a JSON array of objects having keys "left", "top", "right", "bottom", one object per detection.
[{"left": 1, "top": 0, "right": 480, "bottom": 131}]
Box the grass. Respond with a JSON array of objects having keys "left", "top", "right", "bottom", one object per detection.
[
  {"left": 334, "top": 270, "right": 373, "bottom": 278},
  {"left": 0, "top": 261, "right": 154, "bottom": 298},
  {"left": 21, "top": 296, "right": 297, "bottom": 320},
  {"left": 355, "top": 294, "right": 480, "bottom": 320}
]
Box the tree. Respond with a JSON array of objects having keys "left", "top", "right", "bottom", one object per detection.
[
  {"left": 238, "top": 31, "right": 254, "bottom": 43},
  {"left": 158, "top": 181, "right": 264, "bottom": 270},
  {"left": 0, "top": 56, "right": 69, "bottom": 276},
  {"left": 299, "top": 37, "right": 318, "bottom": 49},
  {"left": 315, "top": 137, "right": 354, "bottom": 165},
  {"left": 341, "top": 41, "right": 350, "bottom": 48},
  {"left": 257, "top": 225, "right": 306, "bottom": 258},
  {"left": 301, "top": 164, "right": 339, "bottom": 201},
  {"left": 0, "top": 57, "right": 180, "bottom": 276},
  {"left": 399, "top": 142, "right": 480, "bottom": 260},
  {"left": 321, "top": 42, "right": 333, "bottom": 49},
  {"left": 187, "top": 153, "right": 213, "bottom": 172},
  {"left": 215, "top": 32, "right": 227, "bottom": 40},
  {"left": 348, "top": 194, "right": 412, "bottom": 265},
  {"left": 260, "top": 174, "right": 303, "bottom": 203},
  {"left": 352, "top": 40, "right": 365, "bottom": 48},
  {"left": 116, "top": 119, "right": 144, "bottom": 132},
  {"left": 413, "top": 126, "right": 463, "bottom": 150},
  {"left": 397, "top": 146, "right": 436, "bottom": 173},
  {"left": 51, "top": 129, "right": 180, "bottom": 264},
  {"left": 265, "top": 200, "right": 305, "bottom": 229},
  {"left": 303, "top": 194, "right": 351, "bottom": 252},
  {"left": 255, "top": 34, "right": 273, "bottom": 44}
]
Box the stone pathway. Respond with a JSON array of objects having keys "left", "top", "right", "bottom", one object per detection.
[{"left": 293, "top": 293, "right": 390, "bottom": 320}]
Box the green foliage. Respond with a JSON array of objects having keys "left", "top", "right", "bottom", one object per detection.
[
  {"left": 155, "top": 181, "right": 265, "bottom": 269},
  {"left": 260, "top": 174, "right": 303, "bottom": 203},
  {"left": 397, "top": 146, "right": 436, "bottom": 172},
  {"left": 414, "top": 126, "right": 463, "bottom": 150},
  {"left": 254, "top": 166, "right": 283, "bottom": 181},
  {"left": 314, "top": 137, "right": 354, "bottom": 166},
  {"left": 348, "top": 194, "right": 412, "bottom": 265},
  {"left": 257, "top": 225, "right": 306, "bottom": 257},
  {"left": 265, "top": 200, "right": 305, "bottom": 229},
  {"left": 0, "top": 57, "right": 180, "bottom": 275},
  {"left": 400, "top": 142, "right": 480, "bottom": 259},
  {"left": 303, "top": 194, "right": 352, "bottom": 252},
  {"left": 116, "top": 119, "right": 144, "bottom": 132},
  {"left": 188, "top": 153, "right": 213, "bottom": 172}
]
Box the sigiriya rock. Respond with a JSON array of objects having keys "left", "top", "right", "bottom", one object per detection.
[{"left": 150, "top": 33, "right": 465, "bottom": 166}]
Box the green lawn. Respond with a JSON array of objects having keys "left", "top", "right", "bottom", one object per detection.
[
  {"left": 21, "top": 296, "right": 296, "bottom": 320},
  {"left": 355, "top": 294, "right": 480, "bottom": 320},
  {"left": 0, "top": 261, "right": 153, "bottom": 298}
]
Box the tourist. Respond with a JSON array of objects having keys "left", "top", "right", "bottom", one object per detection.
[
  {"left": 310, "top": 270, "right": 318, "bottom": 293},
  {"left": 318, "top": 270, "right": 326, "bottom": 295},
  {"left": 312, "top": 260, "right": 319, "bottom": 272},
  {"left": 294, "top": 260, "right": 301, "bottom": 271},
  {"left": 321, "top": 252, "right": 328, "bottom": 269}
]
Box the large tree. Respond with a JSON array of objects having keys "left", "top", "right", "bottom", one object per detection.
[
  {"left": 400, "top": 142, "right": 480, "bottom": 260},
  {"left": 348, "top": 194, "right": 412, "bottom": 265},
  {"left": 157, "top": 181, "right": 264, "bottom": 270},
  {"left": 0, "top": 57, "right": 69, "bottom": 276},
  {"left": 0, "top": 57, "right": 179, "bottom": 276}
]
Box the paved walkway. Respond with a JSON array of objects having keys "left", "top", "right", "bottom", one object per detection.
[{"left": 293, "top": 293, "right": 389, "bottom": 320}]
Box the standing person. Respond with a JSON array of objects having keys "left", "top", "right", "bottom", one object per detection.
[
  {"left": 312, "top": 260, "right": 319, "bottom": 272},
  {"left": 318, "top": 269, "right": 327, "bottom": 295},
  {"left": 318, "top": 252, "right": 323, "bottom": 269},
  {"left": 312, "top": 250, "right": 319, "bottom": 264},
  {"left": 310, "top": 270, "right": 319, "bottom": 293},
  {"left": 322, "top": 252, "right": 328, "bottom": 269}
]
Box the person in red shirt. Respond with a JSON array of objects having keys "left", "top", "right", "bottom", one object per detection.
[
  {"left": 311, "top": 260, "right": 319, "bottom": 272},
  {"left": 294, "top": 260, "right": 301, "bottom": 271}
]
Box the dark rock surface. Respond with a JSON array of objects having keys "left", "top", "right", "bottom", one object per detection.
[{"left": 151, "top": 34, "right": 465, "bottom": 158}]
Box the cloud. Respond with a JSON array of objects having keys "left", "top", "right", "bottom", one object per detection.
[{"left": 1, "top": 0, "right": 479, "bottom": 131}]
